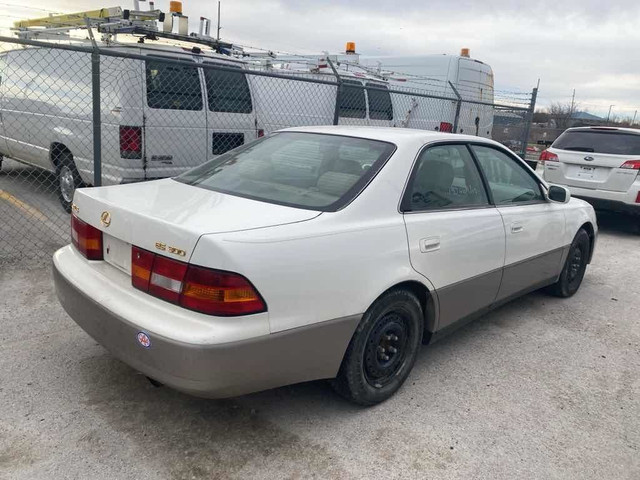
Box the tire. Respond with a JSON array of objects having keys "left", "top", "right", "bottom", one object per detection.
[
  {"left": 547, "top": 229, "right": 591, "bottom": 298},
  {"left": 55, "top": 152, "right": 83, "bottom": 213},
  {"left": 331, "top": 289, "right": 423, "bottom": 406}
]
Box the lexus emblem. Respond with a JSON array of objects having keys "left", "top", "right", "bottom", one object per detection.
[
  {"left": 100, "top": 211, "right": 111, "bottom": 227},
  {"left": 584, "top": 156, "right": 595, "bottom": 162}
]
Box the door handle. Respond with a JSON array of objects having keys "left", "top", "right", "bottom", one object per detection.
[
  {"left": 419, "top": 237, "right": 441, "bottom": 253},
  {"left": 511, "top": 223, "right": 524, "bottom": 234}
]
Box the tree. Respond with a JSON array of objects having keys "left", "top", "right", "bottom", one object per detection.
[{"left": 546, "top": 101, "right": 578, "bottom": 130}]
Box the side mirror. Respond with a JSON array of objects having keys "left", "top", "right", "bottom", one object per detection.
[{"left": 548, "top": 185, "right": 570, "bottom": 203}]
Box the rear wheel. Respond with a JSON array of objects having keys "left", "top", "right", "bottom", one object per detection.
[
  {"left": 331, "top": 289, "right": 423, "bottom": 406},
  {"left": 547, "top": 229, "right": 590, "bottom": 298},
  {"left": 55, "top": 152, "right": 83, "bottom": 213}
]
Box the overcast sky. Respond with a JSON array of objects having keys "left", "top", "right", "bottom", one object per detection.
[{"left": 1, "top": 0, "right": 639, "bottom": 119}]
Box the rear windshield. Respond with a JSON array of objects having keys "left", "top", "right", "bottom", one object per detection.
[
  {"left": 338, "top": 79, "right": 367, "bottom": 119},
  {"left": 366, "top": 82, "right": 393, "bottom": 121},
  {"left": 203, "top": 64, "right": 252, "bottom": 113},
  {"left": 553, "top": 130, "right": 640, "bottom": 155},
  {"left": 176, "top": 132, "right": 396, "bottom": 211}
]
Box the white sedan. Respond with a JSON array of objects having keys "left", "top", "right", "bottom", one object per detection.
[{"left": 53, "top": 126, "right": 597, "bottom": 405}]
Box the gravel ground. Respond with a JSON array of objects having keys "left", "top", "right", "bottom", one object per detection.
[{"left": 1, "top": 212, "right": 639, "bottom": 480}]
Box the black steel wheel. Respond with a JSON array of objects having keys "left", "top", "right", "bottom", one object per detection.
[
  {"left": 548, "top": 228, "right": 591, "bottom": 298},
  {"left": 331, "top": 289, "right": 423, "bottom": 406}
]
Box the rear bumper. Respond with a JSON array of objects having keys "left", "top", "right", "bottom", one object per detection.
[
  {"left": 53, "top": 246, "right": 360, "bottom": 398},
  {"left": 557, "top": 184, "right": 640, "bottom": 215}
]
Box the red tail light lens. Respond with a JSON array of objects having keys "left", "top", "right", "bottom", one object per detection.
[
  {"left": 71, "top": 214, "right": 103, "bottom": 260},
  {"left": 539, "top": 150, "right": 559, "bottom": 163},
  {"left": 620, "top": 160, "right": 640, "bottom": 170},
  {"left": 439, "top": 122, "right": 453, "bottom": 133},
  {"left": 181, "top": 265, "right": 266, "bottom": 316},
  {"left": 257, "top": 129, "right": 265, "bottom": 138},
  {"left": 131, "top": 248, "right": 266, "bottom": 316},
  {"left": 120, "top": 126, "right": 142, "bottom": 159},
  {"left": 131, "top": 246, "right": 155, "bottom": 291}
]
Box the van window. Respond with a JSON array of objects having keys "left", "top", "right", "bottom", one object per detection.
[
  {"left": 145, "top": 59, "right": 203, "bottom": 110},
  {"left": 203, "top": 64, "right": 252, "bottom": 113},
  {"left": 366, "top": 82, "right": 393, "bottom": 121},
  {"left": 552, "top": 130, "right": 640, "bottom": 155},
  {"left": 338, "top": 79, "right": 366, "bottom": 119}
]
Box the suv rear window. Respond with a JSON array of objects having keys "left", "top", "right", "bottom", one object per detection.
[
  {"left": 176, "top": 132, "right": 396, "bottom": 211},
  {"left": 553, "top": 130, "right": 640, "bottom": 155},
  {"left": 146, "top": 59, "right": 203, "bottom": 110}
]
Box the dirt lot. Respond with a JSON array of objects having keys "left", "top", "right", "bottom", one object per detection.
[{"left": 1, "top": 213, "right": 639, "bottom": 480}]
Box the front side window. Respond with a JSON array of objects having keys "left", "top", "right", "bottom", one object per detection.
[
  {"left": 145, "top": 59, "right": 203, "bottom": 110},
  {"left": 402, "top": 144, "right": 488, "bottom": 211},
  {"left": 366, "top": 82, "right": 393, "bottom": 121},
  {"left": 177, "top": 132, "right": 396, "bottom": 211},
  {"left": 471, "top": 145, "right": 544, "bottom": 204},
  {"left": 338, "top": 79, "right": 366, "bottom": 119},
  {"left": 203, "top": 64, "right": 252, "bottom": 113}
]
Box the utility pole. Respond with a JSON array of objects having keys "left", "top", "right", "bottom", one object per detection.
[
  {"left": 216, "top": 1, "right": 221, "bottom": 42},
  {"left": 632, "top": 110, "right": 637, "bottom": 127},
  {"left": 606, "top": 105, "right": 614, "bottom": 125},
  {"left": 570, "top": 89, "right": 575, "bottom": 115}
]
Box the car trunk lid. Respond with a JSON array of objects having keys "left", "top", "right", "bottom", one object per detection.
[{"left": 72, "top": 178, "right": 321, "bottom": 270}]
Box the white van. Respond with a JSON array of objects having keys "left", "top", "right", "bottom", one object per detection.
[{"left": 0, "top": 44, "right": 494, "bottom": 211}]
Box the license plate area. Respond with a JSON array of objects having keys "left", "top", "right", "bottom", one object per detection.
[
  {"left": 575, "top": 165, "right": 597, "bottom": 179},
  {"left": 103, "top": 233, "right": 132, "bottom": 274}
]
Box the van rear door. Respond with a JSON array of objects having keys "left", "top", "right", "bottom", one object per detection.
[
  {"left": 456, "top": 57, "right": 494, "bottom": 137},
  {"left": 142, "top": 54, "right": 207, "bottom": 178},
  {"left": 202, "top": 62, "right": 257, "bottom": 157},
  {"left": 545, "top": 128, "right": 640, "bottom": 192}
]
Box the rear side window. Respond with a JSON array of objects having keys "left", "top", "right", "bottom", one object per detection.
[
  {"left": 338, "top": 79, "right": 366, "bottom": 119},
  {"left": 366, "top": 82, "right": 393, "bottom": 121},
  {"left": 553, "top": 130, "right": 640, "bottom": 155},
  {"left": 203, "top": 65, "right": 252, "bottom": 113},
  {"left": 146, "top": 59, "right": 203, "bottom": 110},
  {"left": 402, "top": 144, "right": 488, "bottom": 211},
  {"left": 177, "top": 132, "right": 396, "bottom": 211}
]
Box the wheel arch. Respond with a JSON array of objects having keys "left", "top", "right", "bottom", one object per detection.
[
  {"left": 49, "top": 142, "right": 74, "bottom": 169},
  {"left": 579, "top": 221, "right": 596, "bottom": 264},
  {"left": 370, "top": 280, "right": 436, "bottom": 344}
]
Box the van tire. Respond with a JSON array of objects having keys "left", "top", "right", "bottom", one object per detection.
[
  {"left": 55, "top": 152, "right": 83, "bottom": 213},
  {"left": 331, "top": 289, "right": 423, "bottom": 406}
]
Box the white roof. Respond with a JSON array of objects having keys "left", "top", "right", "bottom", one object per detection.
[{"left": 281, "top": 125, "right": 502, "bottom": 146}]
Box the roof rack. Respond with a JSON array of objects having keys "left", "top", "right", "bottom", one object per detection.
[{"left": 11, "top": 0, "right": 234, "bottom": 52}]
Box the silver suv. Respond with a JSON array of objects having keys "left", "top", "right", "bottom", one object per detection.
[{"left": 538, "top": 127, "right": 640, "bottom": 218}]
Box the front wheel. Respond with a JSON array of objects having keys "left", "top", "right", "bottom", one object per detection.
[
  {"left": 331, "top": 289, "right": 423, "bottom": 406},
  {"left": 547, "top": 228, "right": 591, "bottom": 298}
]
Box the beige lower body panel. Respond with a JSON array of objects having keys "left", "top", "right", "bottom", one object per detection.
[{"left": 53, "top": 263, "right": 361, "bottom": 398}]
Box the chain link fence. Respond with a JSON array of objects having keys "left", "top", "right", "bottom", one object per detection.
[{"left": 0, "top": 35, "right": 535, "bottom": 265}]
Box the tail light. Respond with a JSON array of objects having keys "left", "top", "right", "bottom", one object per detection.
[
  {"left": 539, "top": 150, "right": 558, "bottom": 163},
  {"left": 439, "top": 122, "right": 453, "bottom": 133},
  {"left": 71, "top": 214, "right": 103, "bottom": 260},
  {"left": 620, "top": 160, "right": 640, "bottom": 170},
  {"left": 257, "top": 129, "right": 265, "bottom": 138},
  {"left": 120, "top": 126, "right": 142, "bottom": 159},
  {"left": 131, "top": 247, "right": 266, "bottom": 316},
  {"left": 636, "top": 192, "right": 640, "bottom": 204}
]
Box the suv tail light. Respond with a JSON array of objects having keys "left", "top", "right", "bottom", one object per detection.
[
  {"left": 71, "top": 214, "right": 103, "bottom": 260},
  {"left": 131, "top": 247, "right": 266, "bottom": 316},
  {"left": 620, "top": 160, "right": 640, "bottom": 170},
  {"left": 120, "top": 126, "right": 142, "bottom": 159},
  {"left": 439, "top": 122, "right": 453, "bottom": 133},
  {"left": 539, "top": 150, "right": 558, "bottom": 163}
]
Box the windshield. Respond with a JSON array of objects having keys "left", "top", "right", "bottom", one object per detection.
[
  {"left": 553, "top": 130, "right": 640, "bottom": 155},
  {"left": 176, "top": 132, "right": 396, "bottom": 211}
]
